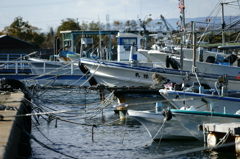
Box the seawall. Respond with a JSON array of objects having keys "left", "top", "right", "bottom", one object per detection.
[{"left": 0, "top": 91, "right": 32, "bottom": 159}]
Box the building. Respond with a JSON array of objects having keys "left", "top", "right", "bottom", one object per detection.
[{"left": 0, "top": 35, "right": 35, "bottom": 49}]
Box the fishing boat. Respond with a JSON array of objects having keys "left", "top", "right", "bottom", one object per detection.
[
  {"left": 138, "top": 0, "right": 240, "bottom": 77},
  {"left": 128, "top": 109, "right": 195, "bottom": 140},
  {"left": 159, "top": 80, "right": 240, "bottom": 113},
  {"left": 27, "top": 35, "right": 83, "bottom": 76},
  {"left": 164, "top": 109, "right": 240, "bottom": 141},
  {"left": 0, "top": 51, "right": 36, "bottom": 75},
  {"left": 54, "top": 50, "right": 80, "bottom": 62},
  {"left": 138, "top": 18, "right": 240, "bottom": 77},
  {"left": 27, "top": 56, "right": 82, "bottom": 75},
  {"left": 151, "top": 51, "right": 239, "bottom": 77},
  {"left": 26, "top": 54, "right": 88, "bottom": 86},
  {"left": 80, "top": 55, "right": 240, "bottom": 91},
  {"left": 78, "top": 28, "right": 240, "bottom": 90}
]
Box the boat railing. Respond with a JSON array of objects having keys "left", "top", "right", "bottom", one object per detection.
[
  {"left": 0, "top": 53, "right": 29, "bottom": 69},
  {"left": 0, "top": 60, "right": 79, "bottom": 75}
]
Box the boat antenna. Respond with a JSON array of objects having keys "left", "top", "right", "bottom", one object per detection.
[{"left": 98, "top": 15, "right": 102, "bottom": 59}]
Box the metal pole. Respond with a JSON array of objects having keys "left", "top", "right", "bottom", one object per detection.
[
  {"left": 108, "top": 34, "right": 112, "bottom": 60},
  {"left": 192, "top": 21, "right": 196, "bottom": 70},
  {"left": 71, "top": 62, "right": 73, "bottom": 75},
  {"left": 43, "top": 62, "right": 46, "bottom": 74},
  {"left": 182, "top": 0, "right": 185, "bottom": 30},
  {"left": 15, "top": 61, "right": 18, "bottom": 75},
  {"left": 71, "top": 34, "right": 74, "bottom": 52},
  {"left": 180, "top": 44, "right": 183, "bottom": 74},
  {"left": 193, "top": 32, "right": 197, "bottom": 68},
  {"left": 221, "top": 2, "right": 226, "bottom": 46}
]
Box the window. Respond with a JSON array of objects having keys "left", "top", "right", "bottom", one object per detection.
[{"left": 120, "top": 38, "right": 137, "bottom": 45}]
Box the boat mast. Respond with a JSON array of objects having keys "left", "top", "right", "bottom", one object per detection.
[
  {"left": 181, "top": 0, "right": 185, "bottom": 30},
  {"left": 192, "top": 21, "right": 196, "bottom": 69},
  {"left": 178, "top": 0, "right": 186, "bottom": 44},
  {"left": 221, "top": 2, "right": 227, "bottom": 46},
  {"left": 98, "top": 16, "right": 102, "bottom": 59}
]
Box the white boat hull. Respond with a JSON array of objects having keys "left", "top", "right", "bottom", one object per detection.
[
  {"left": 170, "top": 110, "right": 240, "bottom": 141},
  {"left": 139, "top": 49, "right": 240, "bottom": 77},
  {"left": 28, "top": 58, "right": 83, "bottom": 75},
  {"left": 128, "top": 110, "right": 195, "bottom": 140},
  {"left": 159, "top": 89, "right": 240, "bottom": 113},
  {"left": 80, "top": 58, "right": 240, "bottom": 91},
  {"left": 173, "top": 57, "right": 240, "bottom": 77},
  {"left": 114, "top": 90, "right": 165, "bottom": 111}
]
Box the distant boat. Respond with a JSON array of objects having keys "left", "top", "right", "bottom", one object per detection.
[
  {"left": 25, "top": 50, "right": 88, "bottom": 86},
  {"left": 0, "top": 53, "right": 32, "bottom": 74},
  {"left": 138, "top": 33, "right": 240, "bottom": 77},
  {"left": 54, "top": 50, "right": 80, "bottom": 62},
  {"left": 27, "top": 51, "right": 82, "bottom": 75}
]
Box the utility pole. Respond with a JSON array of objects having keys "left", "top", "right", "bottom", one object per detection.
[
  {"left": 106, "top": 14, "right": 110, "bottom": 30},
  {"left": 76, "top": 18, "right": 79, "bottom": 30}
]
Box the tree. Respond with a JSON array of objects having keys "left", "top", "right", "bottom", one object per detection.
[
  {"left": 124, "top": 20, "right": 131, "bottom": 30},
  {"left": 1, "top": 16, "right": 43, "bottom": 47},
  {"left": 145, "top": 18, "right": 152, "bottom": 24},
  {"left": 144, "top": 18, "right": 152, "bottom": 30},
  {"left": 41, "top": 27, "right": 56, "bottom": 49},
  {"left": 113, "top": 21, "right": 123, "bottom": 30},
  {"left": 56, "top": 18, "right": 80, "bottom": 40},
  {"left": 124, "top": 20, "right": 138, "bottom": 31},
  {"left": 80, "top": 20, "right": 89, "bottom": 30},
  {"left": 32, "top": 32, "right": 46, "bottom": 48},
  {"left": 155, "top": 21, "right": 163, "bottom": 30},
  {"left": 55, "top": 18, "right": 81, "bottom": 48},
  {"left": 89, "top": 21, "right": 103, "bottom": 30},
  {"left": 130, "top": 20, "right": 138, "bottom": 30}
]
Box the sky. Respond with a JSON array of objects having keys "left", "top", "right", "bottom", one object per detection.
[{"left": 0, "top": 0, "right": 240, "bottom": 33}]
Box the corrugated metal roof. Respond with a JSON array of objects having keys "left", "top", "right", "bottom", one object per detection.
[
  {"left": 0, "top": 35, "right": 7, "bottom": 38},
  {"left": 0, "top": 34, "right": 35, "bottom": 46}
]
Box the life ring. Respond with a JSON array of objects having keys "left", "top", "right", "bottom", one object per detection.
[{"left": 165, "top": 55, "right": 170, "bottom": 68}]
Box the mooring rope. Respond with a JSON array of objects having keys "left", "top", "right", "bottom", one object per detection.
[
  {"left": 20, "top": 100, "right": 55, "bottom": 145},
  {"left": 121, "top": 112, "right": 128, "bottom": 145},
  {"left": 144, "top": 118, "right": 167, "bottom": 147},
  {"left": 0, "top": 51, "right": 37, "bottom": 68},
  {"left": 16, "top": 123, "right": 78, "bottom": 159},
  {"left": 209, "top": 129, "right": 232, "bottom": 151},
  {"left": 3, "top": 88, "right": 116, "bottom": 127},
  {"left": 28, "top": 62, "right": 101, "bottom": 99}
]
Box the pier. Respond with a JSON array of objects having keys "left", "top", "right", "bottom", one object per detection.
[
  {"left": 0, "top": 91, "right": 32, "bottom": 159},
  {"left": 202, "top": 123, "right": 240, "bottom": 155}
]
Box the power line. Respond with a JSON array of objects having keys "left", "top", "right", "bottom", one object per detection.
[{"left": 0, "top": 0, "right": 76, "bottom": 8}]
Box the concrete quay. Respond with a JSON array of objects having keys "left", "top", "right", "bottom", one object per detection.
[{"left": 0, "top": 91, "right": 32, "bottom": 159}]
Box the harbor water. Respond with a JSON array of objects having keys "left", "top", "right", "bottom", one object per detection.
[{"left": 29, "top": 88, "right": 237, "bottom": 159}]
